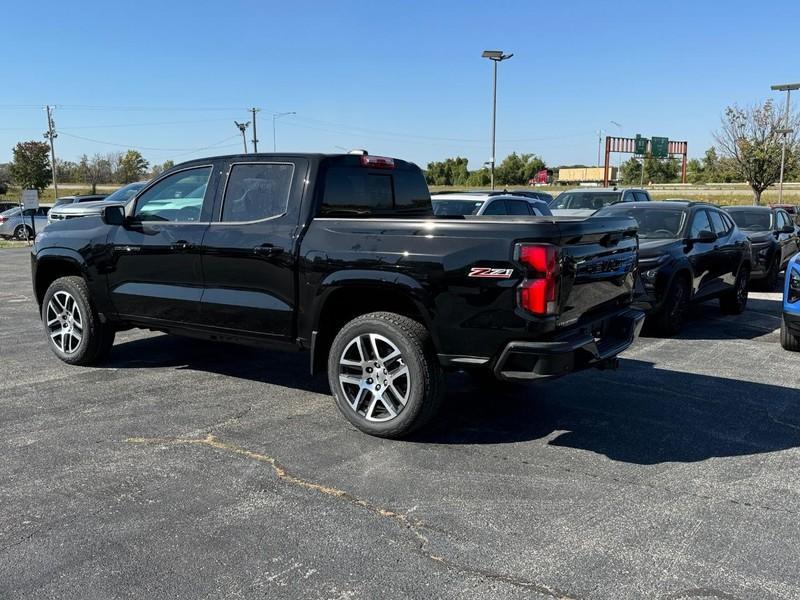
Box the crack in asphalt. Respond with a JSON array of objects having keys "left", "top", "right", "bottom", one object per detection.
[{"left": 126, "top": 434, "right": 582, "bottom": 600}]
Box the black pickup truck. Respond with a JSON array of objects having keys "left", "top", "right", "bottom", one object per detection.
[{"left": 32, "top": 152, "right": 644, "bottom": 438}]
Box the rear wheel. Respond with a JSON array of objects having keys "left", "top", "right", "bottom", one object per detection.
[
  {"left": 781, "top": 315, "right": 800, "bottom": 351},
  {"left": 720, "top": 266, "right": 750, "bottom": 315},
  {"left": 14, "top": 224, "right": 33, "bottom": 240},
  {"left": 42, "top": 276, "right": 115, "bottom": 366},
  {"left": 649, "top": 275, "right": 690, "bottom": 336},
  {"left": 328, "top": 312, "right": 444, "bottom": 438}
]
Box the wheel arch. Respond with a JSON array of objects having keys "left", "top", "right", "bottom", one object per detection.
[
  {"left": 34, "top": 250, "right": 88, "bottom": 308},
  {"left": 308, "top": 274, "right": 436, "bottom": 375}
]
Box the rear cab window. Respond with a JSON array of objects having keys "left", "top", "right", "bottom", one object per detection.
[{"left": 320, "top": 156, "right": 431, "bottom": 217}]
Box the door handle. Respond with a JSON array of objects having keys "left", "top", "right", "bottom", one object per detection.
[
  {"left": 254, "top": 244, "right": 282, "bottom": 257},
  {"left": 170, "top": 240, "right": 194, "bottom": 251}
]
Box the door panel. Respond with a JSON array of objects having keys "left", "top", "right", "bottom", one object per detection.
[
  {"left": 106, "top": 165, "right": 218, "bottom": 323},
  {"left": 198, "top": 159, "right": 308, "bottom": 338},
  {"left": 687, "top": 209, "right": 718, "bottom": 297}
]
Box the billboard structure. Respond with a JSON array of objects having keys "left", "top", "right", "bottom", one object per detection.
[{"left": 603, "top": 136, "right": 688, "bottom": 186}]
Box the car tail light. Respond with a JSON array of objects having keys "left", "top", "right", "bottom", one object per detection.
[
  {"left": 0, "top": 216, "right": 5, "bottom": 224},
  {"left": 517, "top": 244, "right": 560, "bottom": 316},
  {"left": 360, "top": 155, "right": 395, "bottom": 169}
]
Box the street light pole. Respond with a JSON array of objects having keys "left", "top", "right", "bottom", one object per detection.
[
  {"left": 234, "top": 121, "right": 250, "bottom": 153},
  {"left": 771, "top": 83, "right": 800, "bottom": 204},
  {"left": 272, "top": 112, "right": 296, "bottom": 152},
  {"left": 482, "top": 50, "right": 513, "bottom": 190},
  {"left": 250, "top": 107, "right": 260, "bottom": 152}
]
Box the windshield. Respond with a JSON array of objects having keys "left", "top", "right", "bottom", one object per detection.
[
  {"left": 728, "top": 210, "right": 773, "bottom": 231},
  {"left": 104, "top": 182, "right": 147, "bottom": 203},
  {"left": 53, "top": 197, "right": 74, "bottom": 207},
  {"left": 550, "top": 191, "right": 621, "bottom": 210},
  {"left": 596, "top": 206, "right": 687, "bottom": 239},
  {"left": 432, "top": 199, "right": 484, "bottom": 216}
]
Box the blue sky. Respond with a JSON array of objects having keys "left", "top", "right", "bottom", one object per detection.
[{"left": 2, "top": 0, "right": 798, "bottom": 170}]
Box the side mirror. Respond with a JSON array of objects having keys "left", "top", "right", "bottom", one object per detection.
[
  {"left": 781, "top": 224, "right": 795, "bottom": 234},
  {"left": 692, "top": 230, "right": 717, "bottom": 243},
  {"left": 102, "top": 205, "right": 125, "bottom": 226}
]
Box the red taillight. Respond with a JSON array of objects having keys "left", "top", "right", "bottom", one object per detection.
[
  {"left": 517, "top": 244, "right": 560, "bottom": 316},
  {"left": 360, "top": 155, "right": 395, "bottom": 169},
  {"left": 0, "top": 216, "right": 5, "bottom": 224}
]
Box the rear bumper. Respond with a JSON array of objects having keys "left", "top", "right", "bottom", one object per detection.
[{"left": 493, "top": 308, "right": 645, "bottom": 382}]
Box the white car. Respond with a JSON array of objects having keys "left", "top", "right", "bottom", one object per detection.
[
  {"left": 431, "top": 192, "right": 551, "bottom": 217},
  {"left": 549, "top": 187, "right": 651, "bottom": 217},
  {"left": 47, "top": 182, "right": 148, "bottom": 224}
]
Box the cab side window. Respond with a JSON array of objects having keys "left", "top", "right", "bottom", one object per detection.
[
  {"left": 634, "top": 191, "right": 649, "bottom": 202},
  {"left": 221, "top": 163, "right": 294, "bottom": 222},
  {"left": 689, "top": 210, "right": 713, "bottom": 238},
  {"left": 134, "top": 167, "right": 213, "bottom": 222}
]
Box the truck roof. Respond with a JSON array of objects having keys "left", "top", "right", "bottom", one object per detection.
[{"left": 172, "top": 153, "right": 421, "bottom": 171}]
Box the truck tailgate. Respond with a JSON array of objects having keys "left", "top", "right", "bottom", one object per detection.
[{"left": 553, "top": 216, "right": 639, "bottom": 327}]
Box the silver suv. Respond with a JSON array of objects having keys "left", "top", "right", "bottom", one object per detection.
[{"left": 431, "top": 192, "right": 552, "bottom": 217}]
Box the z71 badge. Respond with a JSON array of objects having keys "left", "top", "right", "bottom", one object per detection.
[{"left": 468, "top": 267, "right": 514, "bottom": 279}]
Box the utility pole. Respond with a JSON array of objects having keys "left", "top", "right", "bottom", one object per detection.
[
  {"left": 44, "top": 105, "right": 59, "bottom": 199},
  {"left": 597, "top": 130, "right": 603, "bottom": 167},
  {"left": 771, "top": 83, "right": 800, "bottom": 204},
  {"left": 250, "top": 107, "right": 260, "bottom": 153},
  {"left": 234, "top": 121, "right": 250, "bottom": 153}
]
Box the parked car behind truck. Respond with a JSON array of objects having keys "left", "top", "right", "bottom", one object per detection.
[
  {"left": 33, "top": 152, "right": 644, "bottom": 438},
  {"left": 596, "top": 201, "right": 751, "bottom": 335}
]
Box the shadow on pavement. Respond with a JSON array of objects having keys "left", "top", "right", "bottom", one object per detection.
[
  {"left": 640, "top": 296, "right": 781, "bottom": 342},
  {"left": 106, "top": 333, "right": 329, "bottom": 395},
  {"left": 106, "top": 334, "right": 800, "bottom": 465},
  {"left": 414, "top": 358, "right": 800, "bottom": 464}
]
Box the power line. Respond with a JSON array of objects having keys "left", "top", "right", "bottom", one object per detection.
[{"left": 58, "top": 131, "right": 241, "bottom": 153}]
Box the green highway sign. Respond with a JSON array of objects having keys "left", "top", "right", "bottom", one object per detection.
[
  {"left": 634, "top": 134, "right": 648, "bottom": 155},
  {"left": 651, "top": 136, "right": 669, "bottom": 158}
]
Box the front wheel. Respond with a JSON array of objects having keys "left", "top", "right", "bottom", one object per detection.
[
  {"left": 649, "top": 275, "right": 690, "bottom": 336},
  {"left": 42, "top": 276, "right": 116, "bottom": 366},
  {"left": 781, "top": 315, "right": 800, "bottom": 351},
  {"left": 719, "top": 266, "right": 749, "bottom": 315},
  {"left": 327, "top": 312, "right": 444, "bottom": 438}
]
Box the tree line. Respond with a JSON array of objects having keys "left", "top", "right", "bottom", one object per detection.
[
  {"left": 425, "top": 153, "right": 545, "bottom": 186},
  {"left": 0, "top": 141, "right": 175, "bottom": 194}
]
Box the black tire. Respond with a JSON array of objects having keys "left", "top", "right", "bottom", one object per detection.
[
  {"left": 781, "top": 315, "right": 800, "bottom": 351},
  {"left": 759, "top": 258, "right": 779, "bottom": 292},
  {"left": 41, "top": 276, "right": 116, "bottom": 366},
  {"left": 14, "top": 224, "right": 32, "bottom": 240},
  {"left": 720, "top": 265, "right": 750, "bottom": 315},
  {"left": 327, "top": 311, "right": 444, "bottom": 438},
  {"left": 649, "top": 275, "right": 690, "bottom": 336}
]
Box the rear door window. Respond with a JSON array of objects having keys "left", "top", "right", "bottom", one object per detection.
[
  {"left": 506, "top": 200, "right": 531, "bottom": 215},
  {"left": 482, "top": 200, "right": 507, "bottom": 215},
  {"left": 221, "top": 162, "right": 294, "bottom": 222}
]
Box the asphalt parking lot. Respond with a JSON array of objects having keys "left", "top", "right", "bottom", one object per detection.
[{"left": 1, "top": 246, "right": 799, "bottom": 600}]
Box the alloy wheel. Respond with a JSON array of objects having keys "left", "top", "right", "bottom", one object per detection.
[
  {"left": 46, "top": 291, "right": 84, "bottom": 354},
  {"left": 337, "top": 333, "right": 410, "bottom": 422}
]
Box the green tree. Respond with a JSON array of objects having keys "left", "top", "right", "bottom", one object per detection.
[
  {"left": 466, "top": 167, "right": 490, "bottom": 187},
  {"left": 79, "top": 154, "right": 112, "bottom": 194},
  {"left": 425, "top": 157, "right": 469, "bottom": 186},
  {"left": 495, "top": 153, "right": 545, "bottom": 185},
  {"left": 9, "top": 141, "right": 52, "bottom": 192},
  {"left": 118, "top": 150, "right": 149, "bottom": 184},
  {"left": 714, "top": 99, "right": 800, "bottom": 204},
  {"left": 619, "top": 157, "right": 642, "bottom": 185}
]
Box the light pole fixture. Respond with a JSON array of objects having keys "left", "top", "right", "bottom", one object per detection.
[
  {"left": 273, "top": 112, "right": 296, "bottom": 152},
  {"left": 771, "top": 82, "right": 800, "bottom": 203},
  {"left": 482, "top": 50, "right": 513, "bottom": 190},
  {"left": 234, "top": 120, "right": 250, "bottom": 153}
]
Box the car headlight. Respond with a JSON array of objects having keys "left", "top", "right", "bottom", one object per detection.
[
  {"left": 789, "top": 268, "right": 800, "bottom": 304},
  {"left": 758, "top": 247, "right": 770, "bottom": 257}
]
